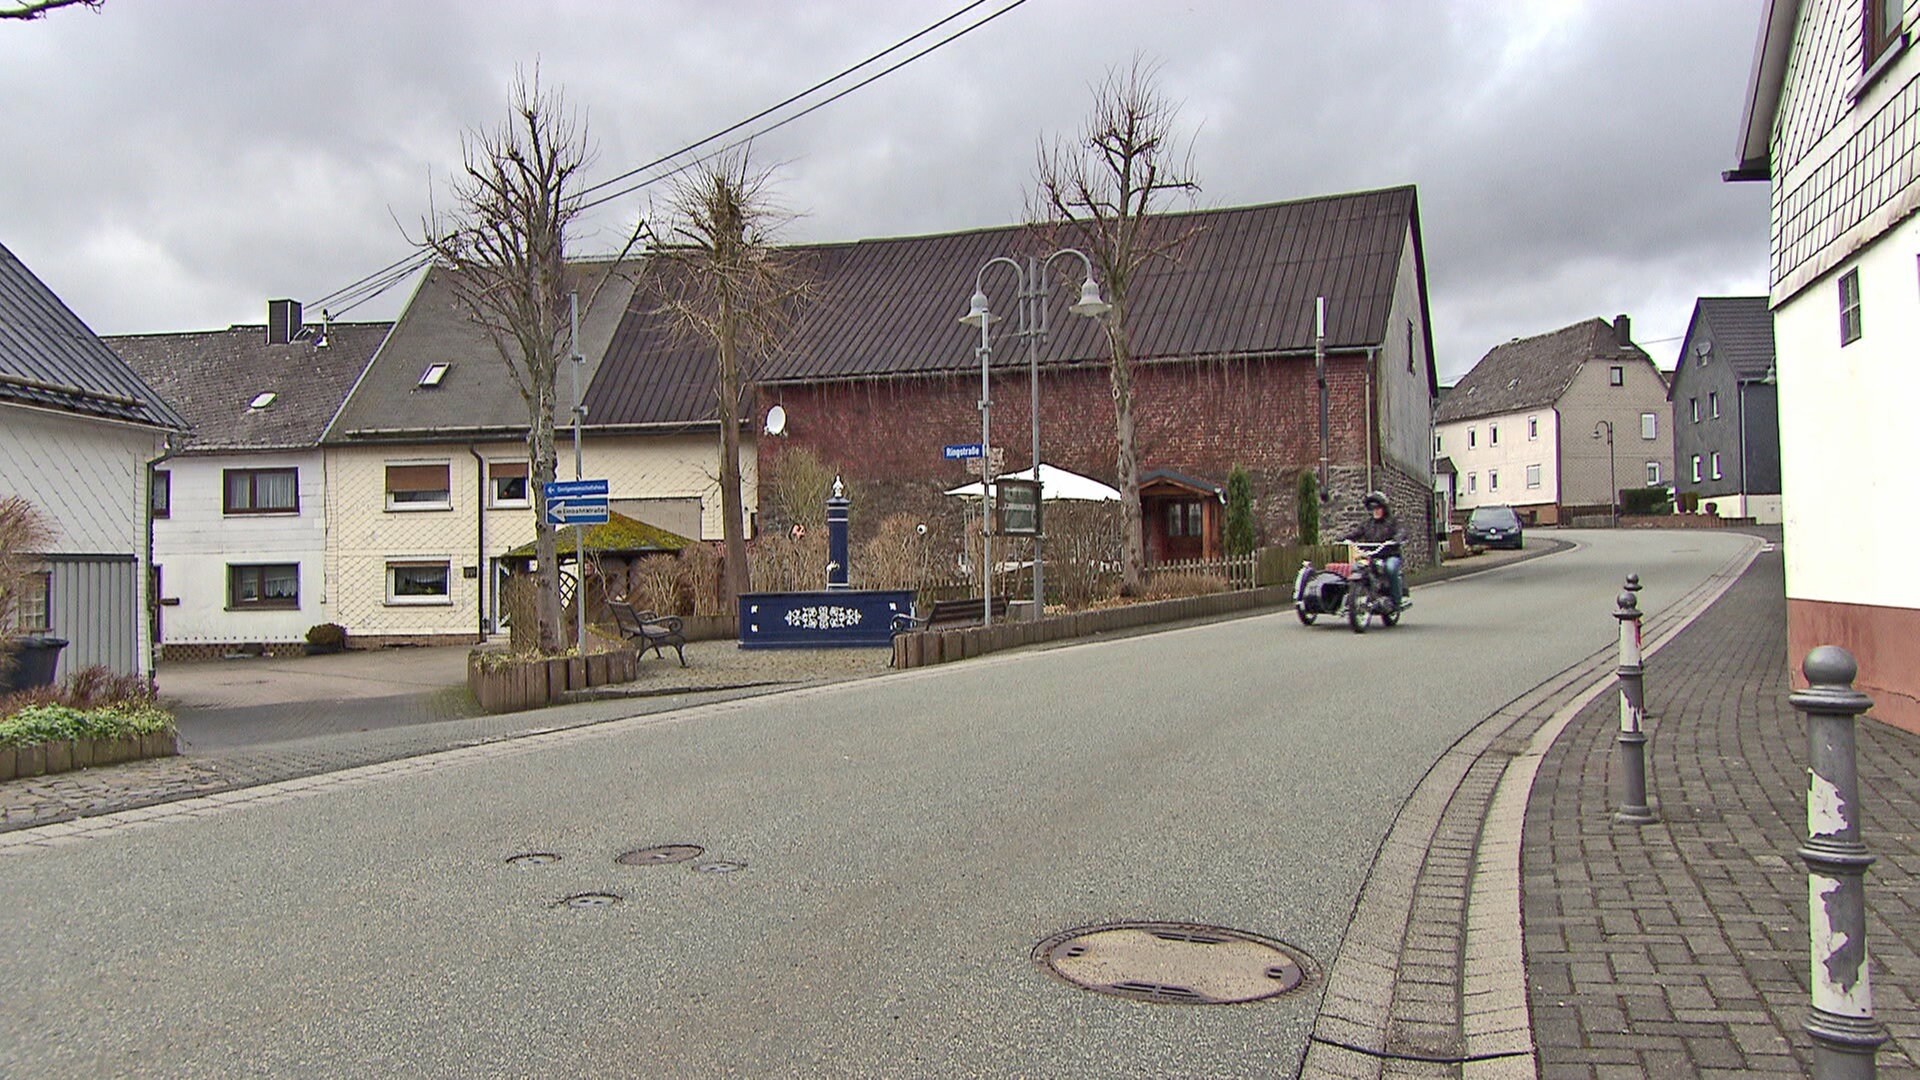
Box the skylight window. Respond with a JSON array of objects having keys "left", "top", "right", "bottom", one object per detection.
[
  {"left": 419, "top": 363, "right": 451, "bottom": 388},
  {"left": 249, "top": 392, "right": 277, "bottom": 410}
]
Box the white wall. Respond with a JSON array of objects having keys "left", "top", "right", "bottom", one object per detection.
[
  {"left": 1436, "top": 407, "right": 1559, "bottom": 511},
  {"left": 153, "top": 450, "right": 330, "bottom": 646},
  {"left": 1773, "top": 210, "right": 1919, "bottom": 607}
]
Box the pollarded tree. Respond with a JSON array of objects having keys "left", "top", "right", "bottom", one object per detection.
[{"left": 1033, "top": 56, "right": 1201, "bottom": 594}]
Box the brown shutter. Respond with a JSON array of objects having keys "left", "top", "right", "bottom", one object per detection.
[
  {"left": 489, "top": 460, "right": 529, "bottom": 480},
  {"left": 386, "top": 464, "right": 450, "bottom": 492}
]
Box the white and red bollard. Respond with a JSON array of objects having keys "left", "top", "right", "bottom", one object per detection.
[{"left": 1613, "top": 573, "right": 1656, "bottom": 825}]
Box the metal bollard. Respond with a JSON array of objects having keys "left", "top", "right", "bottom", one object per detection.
[
  {"left": 1795, "top": 646, "right": 1887, "bottom": 1079},
  {"left": 1613, "top": 574, "right": 1656, "bottom": 824}
]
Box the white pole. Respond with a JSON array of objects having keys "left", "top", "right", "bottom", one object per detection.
[{"left": 570, "top": 292, "right": 585, "bottom": 651}]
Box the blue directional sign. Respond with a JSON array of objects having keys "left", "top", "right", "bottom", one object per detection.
[
  {"left": 544, "top": 478, "right": 610, "bottom": 526},
  {"left": 943, "top": 443, "right": 984, "bottom": 461}
]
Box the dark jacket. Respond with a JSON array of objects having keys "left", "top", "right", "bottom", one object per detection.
[{"left": 1346, "top": 513, "right": 1405, "bottom": 546}]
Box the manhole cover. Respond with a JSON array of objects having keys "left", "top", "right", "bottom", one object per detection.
[
  {"left": 1033, "top": 922, "right": 1312, "bottom": 1005},
  {"left": 507, "top": 852, "right": 562, "bottom": 866},
  {"left": 691, "top": 860, "right": 747, "bottom": 874},
  {"left": 617, "top": 844, "right": 704, "bottom": 866},
  {"left": 558, "top": 892, "right": 621, "bottom": 909}
]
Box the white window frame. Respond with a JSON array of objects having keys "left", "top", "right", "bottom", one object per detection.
[
  {"left": 1609, "top": 365, "right": 1625, "bottom": 386},
  {"left": 1711, "top": 452, "right": 1723, "bottom": 480},
  {"left": 1527, "top": 415, "right": 1539, "bottom": 441},
  {"left": 1490, "top": 423, "right": 1500, "bottom": 447},
  {"left": 1690, "top": 397, "right": 1700, "bottom": 423},
  {"left": 487, "top": 459, "right": 531, "bottom": 509},
  {"left": 1468, "top": 427, "right": 1477, "bottom": 449},
  {"left": 1467, "top": 472, "right": 1477, "bottom": 493},
  {"left": 1691, "top": 455, "right": 1703, "bottom": 483},
  {"left": 385, "top": 560, "right": 454, "bottom": 606},
  {"left": 385, "top": 460, "right": 454, "bottom": 512},
  {"left": 1525, "top": 464, "right": 1542, "bottom": 489},
  {"left": 1840, "top": 268, "right": 1862, "bottom": 345},
  {"left": 1646, "top": 461, "right": 1662, "bottom": 485},
  {"left": 1709, "top": 391, "right": 1720, "bottom": 419},
  {"left": 1640, "top": 412, "right": 1657, "bottom": 440},
  {"left": 1489, "top": 469, "right": 1500, "bottom": 491}
]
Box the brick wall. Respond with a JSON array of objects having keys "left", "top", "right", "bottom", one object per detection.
[{"left": 760, "top": 354, "right": 1376, "bottom": 550}]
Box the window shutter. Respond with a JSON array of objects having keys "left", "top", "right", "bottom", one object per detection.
[
  {"left": 489, "top": 460, "right": 529, "bottom": 480},
  {"left": 387, "top": 464, "right": 451, "bottom": 492}
]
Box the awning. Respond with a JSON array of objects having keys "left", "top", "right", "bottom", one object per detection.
[{"left": 944, "top": 462, "right": 1123, "bottom": 502}]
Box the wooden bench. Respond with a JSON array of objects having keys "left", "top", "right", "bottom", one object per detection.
[
  {"left": 608, "top": 600, "right": 688, "bottom": 667},
  {"left": 891, "top": 596, "right": 1013, "bottom": 634}
]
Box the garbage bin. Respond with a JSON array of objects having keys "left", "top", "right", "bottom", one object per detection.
[{"left": 0, "top": 636, "right": 67, "bottom": 693}]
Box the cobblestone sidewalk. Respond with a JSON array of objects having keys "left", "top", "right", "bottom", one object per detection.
[{"left": 1523, "top": 549, "right": 1920, "bottom": 1078}]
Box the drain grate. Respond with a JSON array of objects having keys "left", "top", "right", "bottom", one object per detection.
[
  {"left": 691, "top": 860, "right": 747, "bottom": 874},
  {"left": 557, "top": 892, "right": 621, "bottom": 909},
  {"left": 507, "top": 852, "right": 562, "bottom": 866},
  {"left": 1034, "top": 922, "right": 1312, "bottom": 1005},
  {"left": 617, "top": 844, "right": 705, "bottom": 866}
]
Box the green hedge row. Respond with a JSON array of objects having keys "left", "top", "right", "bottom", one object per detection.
[{"left": 0, "top": 704, "right": 175, "bottom": 749}]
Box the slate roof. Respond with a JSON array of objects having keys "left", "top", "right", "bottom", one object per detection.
[
  {"left": 324, "top": 260, "right": 638, "bottom": 442},
  {"left": 1436, "top": 318, "right": 1652, "bottom": 424},
  {"left": 108, "top": 322, "right": 390, "bottom": 453},
  {"left": 0, "top": 240, "right": 183, "bottom": 429},
  {"left": 587, "top": 186, "right": 1430, "bottom": 427},
  {"left": 1688, "top": 296, "right": 1775, "bottom": 380}
]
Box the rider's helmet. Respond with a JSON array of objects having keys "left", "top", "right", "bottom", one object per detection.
[{"left": 1363, "top": 491, "right": 1389, "bottom": 512}]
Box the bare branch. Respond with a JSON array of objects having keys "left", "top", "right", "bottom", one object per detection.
[{"left": 0, "top": 0, "right": 99, "bottom": 19}]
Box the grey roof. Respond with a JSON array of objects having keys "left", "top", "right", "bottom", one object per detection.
[
  {"left": 324, "top": 260, "right": 638, "bottom": 442},
  {"left": 0, "top": 240, "right": 183, "bottom": 429},
  {"left": 1690, "top": 296, "right": 1775, "bottom": 380},
  {"left": 587, "top": 186, "right": 1431, "bottom": 427},
  {"left": 1436, "top": 318, "right": 1653, "bottom": 424},
  {"left": 108, "top": 322, "right": 389, "bottom": 453}
]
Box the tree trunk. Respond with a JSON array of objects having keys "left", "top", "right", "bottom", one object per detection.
[
  {"left": 717, "top": 292, "right": 751, "bottom": 605},
  {"left": 530, "top": 381, "right": 563, "bottom": 653},
  {"left": 1107, "top": 309, "right": 1146, "bottom": 595}
]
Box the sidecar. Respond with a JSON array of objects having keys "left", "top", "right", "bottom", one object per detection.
[{"left": 1292, "top": 559, "right": 1353, "bottom": 625}]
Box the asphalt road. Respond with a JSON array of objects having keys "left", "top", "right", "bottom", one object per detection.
[{"left": 0, "top": 530, "right": 1755, "bottom": 1079}]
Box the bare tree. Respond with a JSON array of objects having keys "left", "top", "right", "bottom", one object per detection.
[
  {"left": 1, "top": 0, "right": 100, "bottom": 19},
  {"left": 1033, "top": 56, "right": 1201, "bottom": 595},
  {"left": 651, "top": 149, "right": 813, "bottom": 605},
  {"left": 419, "top": 69, "right": 637, "bottom": 654}
]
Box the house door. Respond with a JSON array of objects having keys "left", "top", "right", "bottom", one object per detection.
[{"left": 1162, "top": 499, "right": 1206, "bottom": 562}]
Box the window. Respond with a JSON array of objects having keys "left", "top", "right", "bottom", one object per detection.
[
  {"left": 1865, "top": 0, "right": 1904, "bottom": 69},
  {"left": 1691, "top": 455, "right": 1703, "bottom": 483},
  {"left": 1467, "top": 473, "right": 1477, "bottom": 493},
  {"left": 1165, "top": 501, "right": 1203, "bottom": 538},
  {"left": 14, "top": 570, "right": 50, "bottom": 632},
  {"left": 1711, "top": 452, "right": 1724, "bottom": 480},
  {"left": 1489, "top": 469, "right": 1500, "bottom": 491},
  {"left": 1490, "top": 423, "right": 1500, "bottom": 446},
  {"left": 1690, "top": 397, "right": 1700, "bottom": 423},
  {"left": 1527, "top": 415, "right": 1539, "bottom": 441},
  {"left": 418, "top": 363, "right": 451, "bottom": 388},
  {"left": 387, "top": 561, "right": 452, "bottom": 605},
  {"left": 1840, "top": 268, "right": 1863, "bottom": 344},
  {"left": 249, "top": 392, "right": 277, "bottom": 410},
  {"left": 228, "top": 563, "right": 299, "bottom": 609},
  {"left": 151, "top": 469, "right": 170, "bottom": 519},
  {"left": 1609, "top": 366, "right": 1625, "bottom": 386},
  {"left": 1709, "top": 391, "right": 1720, "bottom": 419},
  {"left": 1647, "top": 461, "right": 1662, "bottom": 485},
  {"left": 223, "top": 468, "right": 298, "bottom": 514},
  {"left": 1468, "top": 427, "right": 1477, "bottom": 449},
  {"left": 1640, "top": 412, "right": 1657, "bottom": 440},
  {"left": 1525, "top": 464, "right": 1542, "bottom": 489},
  {"left": 489, "top": 460, "right": 530, "bottom": 508},
  {"left": 1434, "top": 433, "right": 1442, "bottom": 455},
  {"left": 386, "top": 463, "right": 451, "bottom": 510}
]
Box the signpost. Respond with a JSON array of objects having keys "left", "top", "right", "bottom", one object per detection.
[
  {"left": 544, "top": 479, "right": 610, "bottom": 526},
  {"left": 943, "top": 443, "right": 984, "bottom": 461}
]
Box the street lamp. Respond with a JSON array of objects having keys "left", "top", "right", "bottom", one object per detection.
[
  {"left": 959, "top": 250, "right": 1109, "bottom": 625},
  {"left": 1592, "top": 420, "right": 1617, "bottom": 528}
]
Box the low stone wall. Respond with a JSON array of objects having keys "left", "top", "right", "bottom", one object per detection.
[
  {"left": 467, "top": 648, "right": 641, "bottom": 714},
  {"left": 1566, "top": 513, "right": 1755, "bottom": 529},
  {"left": 0, "top": 730, "right": 179, "bottom": 782},
  {"left": 891, "top": 585, "right": 1293, "bottom": 670}
]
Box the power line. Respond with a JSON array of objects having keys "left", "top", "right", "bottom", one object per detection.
[{"left": 309, "top": 249, "right": 430, "bottom": 310}]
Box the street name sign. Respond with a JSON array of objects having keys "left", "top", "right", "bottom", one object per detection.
[
  {"left": 544, "top": 479, "right": 610, "bottom": 526},
  {"left": 943, "top": 443, "right": 984, "bottom": 461}
]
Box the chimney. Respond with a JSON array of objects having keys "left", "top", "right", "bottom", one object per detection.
[
  {"left": 1613, "top": 313, "right": 1632, "bottom": 349},
  {"left": 267, "top": 299, "right": 302, "bottom": 346}
]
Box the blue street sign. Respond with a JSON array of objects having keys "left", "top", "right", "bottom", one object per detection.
[
  {"left": 545, "top": 478, "right": 609, "bottom": 499},
  {"left": 943, "top": 443, "right": 984, "bottom": 461},
  {"left": 545, "top": 499, "right": 610, "bottom": 526}
]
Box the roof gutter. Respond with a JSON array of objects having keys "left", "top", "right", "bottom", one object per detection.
[
  {"left": 336, "top": 420, "right": 725, "bottom": 442},
  {"left": 1725, "top": 0, "right": 1801, "bottom": 182},
  {"left": 756, "top": 345, "right": 1378, "bottom": 391}
]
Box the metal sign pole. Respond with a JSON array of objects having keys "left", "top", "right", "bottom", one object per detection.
[
  {"left": 977, "top": 310, "right": 993, "bottom": 628},
  {"left": 570, "top": 292, "right": 585, "bottom": 651}
]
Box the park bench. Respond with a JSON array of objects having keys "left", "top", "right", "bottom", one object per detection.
[
  {"left": 608, "top": 599, "right": 688, "bottom": 667},
  {"left": 891, "top": 595, "right": 1012, "bottom": 634}
]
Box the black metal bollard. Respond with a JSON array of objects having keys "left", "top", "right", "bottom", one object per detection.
[
  {"left": 1795, "top": 646, "right": 1887, "bottom": 1079},
  {"left": 1613, "top": 574, "right": 1655, "bottom": 824}
]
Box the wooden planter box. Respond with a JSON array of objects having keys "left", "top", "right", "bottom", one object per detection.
[
  {"left": 0, "top": 729, "right": 179, "bottom": 782},
  {"left": 467, "top": 648, "right": 645, "bottom": 714}
]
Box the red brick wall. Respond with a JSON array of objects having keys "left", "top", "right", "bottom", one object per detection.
[{"left": 759, "top": 354, "right": 1374, "bottom": 546}]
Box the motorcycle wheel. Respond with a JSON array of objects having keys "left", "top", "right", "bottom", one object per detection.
[
  {"left": 1296, "top": 607, "right": 1317, "bottom": 625},
  {"left": 1347, "top": 592, "right": 1368, "bottom": 634}
]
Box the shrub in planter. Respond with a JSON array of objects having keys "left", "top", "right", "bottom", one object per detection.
[{"left": 305, "top": 623, "right": 348, "bottom": 654}]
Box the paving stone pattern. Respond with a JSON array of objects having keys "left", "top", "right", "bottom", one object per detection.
[{"left": 1523, "top": 549, "right": 1920, "bottom": 1079}]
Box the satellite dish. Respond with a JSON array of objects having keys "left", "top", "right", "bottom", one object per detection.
[{"left": 764, "top": 404, "right": 788, "bottom": 436}]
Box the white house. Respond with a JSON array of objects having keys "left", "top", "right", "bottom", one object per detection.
[
  {"left": 1729, "top": 0, "right": 1919, "bottom": 730},
  {"left": 109, "top": 306, "right": 390, "bottom": 657},
  {"left": 0, "top": 241, "right": 183, "bottom": 680},
  {"left": 1436, "top": 316, "right": 1672, "bottom": 524}
]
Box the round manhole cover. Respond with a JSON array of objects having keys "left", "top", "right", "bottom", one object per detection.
[
  {"left": 1033, "top": 922, "right": 1312, "bottom": 1005},
  {"left": 691, "top": 860, "right": 747, "bottom": 875},
  {"left": 617, "top": 844, "right": 705, "bottom": 866},
  {"left": 558, "top": 892, "right": 621, "bottom": 909},
  {"left": 507, "top": 852, "right": 562, "bottom": 867}
]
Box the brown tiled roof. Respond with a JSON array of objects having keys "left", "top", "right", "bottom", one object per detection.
[
  {"left": 109, "top": 322, "right": 389, "bottom": 452},
  {"left": 1436, "top": 318, "right": 1652, "bottom": 424},
  {"left": 587, "top": 186, "right": 1426, "bottom": 427}
]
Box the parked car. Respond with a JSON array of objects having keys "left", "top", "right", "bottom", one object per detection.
[{"left": 1464, "top": 505, "right": 1524, "bottom": 549}]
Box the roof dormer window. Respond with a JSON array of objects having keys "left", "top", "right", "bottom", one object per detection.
[
  {"left": 249, "top": 392, "right": 277, "bottom": 410},
  {"left": 418, "top": 363, "right": 451, "bottom": 388}
]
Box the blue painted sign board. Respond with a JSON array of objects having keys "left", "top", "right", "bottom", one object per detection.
[
  {"left": 738, "top": 590, "right": 916, "bottom": 649},
  {"left": 544, "top": 479, "right": 609, "bottom": 499},
  {"left": 543, "top": 478, "right": 610, "bottom": 526},
  {"left": 942, "top": 443, "right": 984, "bottom": 461}
]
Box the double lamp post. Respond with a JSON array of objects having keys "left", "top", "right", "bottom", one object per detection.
[{"left": 959, "top": 250, "right": 1109, "bottom": 625}]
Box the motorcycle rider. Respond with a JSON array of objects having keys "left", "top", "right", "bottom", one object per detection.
[{"left": 1344, "top": 491, "right": 1408, "bottom": 609}]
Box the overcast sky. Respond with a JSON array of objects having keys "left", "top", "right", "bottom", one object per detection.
[{"left": 1, "top": 0, "right": 1770, "bottom": 383}]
